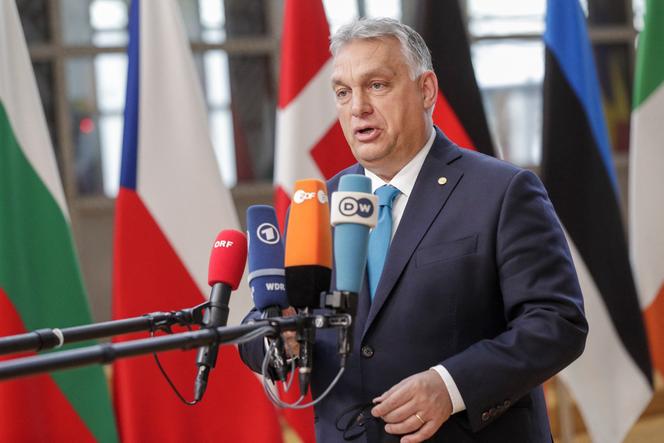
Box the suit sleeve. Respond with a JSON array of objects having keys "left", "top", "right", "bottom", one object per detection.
[
  {"left": 441, "top": 169, "right": 588, "bottom": 432},
  {"left": 237, "top": 308, "right": 268, "bottom": 374}
]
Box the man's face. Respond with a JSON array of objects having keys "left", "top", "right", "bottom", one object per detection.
[{"left": 331, "top": 37, "right": 436, "bottom": 180}]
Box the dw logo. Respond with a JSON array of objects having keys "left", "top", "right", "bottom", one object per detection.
[
  {"left": 339, "top": 197, "right": 374, "bottom": 218},
  {"left": 257, "top": 223, "right": 280, "bottom": 245}
]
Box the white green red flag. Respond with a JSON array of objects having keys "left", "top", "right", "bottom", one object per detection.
[{"left": 0, "top": 1, "right": 118, "bottom": 441}]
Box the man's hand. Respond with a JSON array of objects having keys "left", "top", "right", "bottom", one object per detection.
[
  {"left": 280, "top": 307, "right": 299, "bottom": 357},
  {"left": 371, "top": 369, "right": 453, "bottom": 443}
]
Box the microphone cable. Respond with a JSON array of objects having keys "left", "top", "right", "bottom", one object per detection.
[
  {"left": 150, "top": 324, "right": 274, "bottom": 405},
  {"left": 260, "top": 339, "right": 345, "bottom": 409}
]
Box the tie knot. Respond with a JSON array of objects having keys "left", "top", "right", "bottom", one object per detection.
[{"left": 375, "top": 185, "right": 400, "bottom": 208}]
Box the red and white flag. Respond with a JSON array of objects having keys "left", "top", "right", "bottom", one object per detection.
[
  {"left": 273, "top": 0, "right": 355, "bottom": 231},
  {"left": 112, "top": 1, "right": 281, "bottom": 441},
  {"left": 272, "top": 1, "right": 357, "bottom": 440}
]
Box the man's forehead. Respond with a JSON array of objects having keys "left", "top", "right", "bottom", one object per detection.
[
  {"left": 334, "top": 37, "right": 402, "bottom": 60},
  {"left": 331, "top": 38, "right": 406, "bottom": 81}
]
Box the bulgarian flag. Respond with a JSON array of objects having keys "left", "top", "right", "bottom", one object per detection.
[
  {"left": 112, "top": 1, "right": 281, "bottom": 441},
  {"left": 0, "top": 1, "right": 118, "bottom": 442},
  {"left": 630, "top": 0, "right": 664, "bottom": 379}
]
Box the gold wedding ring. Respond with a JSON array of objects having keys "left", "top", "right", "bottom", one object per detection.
[{"left": 415, "top": 413, "right": 425, "bottom": 426}]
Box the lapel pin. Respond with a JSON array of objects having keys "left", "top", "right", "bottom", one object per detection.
[{"left": 438, "top": 177, "right": 448, "bottom": 185}]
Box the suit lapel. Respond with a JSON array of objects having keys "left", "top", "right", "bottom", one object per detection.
[{"left": 362, "top": 134, "right": 464, "bottom": 339}]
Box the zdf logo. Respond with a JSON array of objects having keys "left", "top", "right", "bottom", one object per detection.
[
  {"left": 293, "top": 189, "right": 328, "bottom": 204},
  {"left": 339, "top": 197, "right": 374, "bottom": 218}
]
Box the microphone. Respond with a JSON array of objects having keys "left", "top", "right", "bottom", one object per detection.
[
  {"left": 194, "top": 229, "right": 247, "bottom": 402},
  {"left": 330, "top": 174, "right": 378, "bottom": 365},
  {"left": 246, "top": 205, "right": 289, "bottom": 381},
  {"left": 284, "top": 179, "right": 332, "bottom": 395}
]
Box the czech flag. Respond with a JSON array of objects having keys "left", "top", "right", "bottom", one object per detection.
[{"left": 112, "top": 1, "right": 281, "bottom": 441}]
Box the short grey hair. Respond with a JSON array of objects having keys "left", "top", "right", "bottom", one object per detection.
[{"left": 329, "top": 18, "right": 433, "bottom": 79}]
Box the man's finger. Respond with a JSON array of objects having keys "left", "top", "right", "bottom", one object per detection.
[
  {"left": 373, "top": 381, "right": 402, "bottom": 404},
  {"left": 281, "top": 331, "right": 299, "bottom": 356},
  {"left": 400, "top": 420, "right": 438, "bottom": 443},
  {"left": 381, "top": 399, "right": 416, "bottom": 424},
  {"left": 383, "top": 414, "right": 424, "bottom": 436},
  {"left": 371, "top": 382, "right": 412, "bottom": 415}
]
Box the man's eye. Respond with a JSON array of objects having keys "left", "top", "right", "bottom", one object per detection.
[
  {"left": 371, "top": 83, "right": 385, "bottom": 90},
  {"left": 336, "top": 89, "right": 348, "bottom": 99}
]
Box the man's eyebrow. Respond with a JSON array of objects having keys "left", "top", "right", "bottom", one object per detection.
[{"left": 331, "top": 67, "right": 397, "bottom": 86}]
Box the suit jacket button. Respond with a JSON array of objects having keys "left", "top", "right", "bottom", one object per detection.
[
  {"left": 361, "top": 345, "right": 374, "bottom": 358},
  {"left": 481, "top": 412, "right": 490, "bottom": 422},
  {"left": 503, "top": 400, "right": 511, "bottom": 408}
]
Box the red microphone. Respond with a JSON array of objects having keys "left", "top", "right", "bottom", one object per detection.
[
  {"left": 195, "top": 229, "right": 247, "bottom": 402},
  {"left": 207, "top": 230, "right": 247, "bottom": 288}
]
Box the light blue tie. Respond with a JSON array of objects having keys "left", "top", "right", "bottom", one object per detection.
[{"left": 367, "top": 185, "right": 400, "bottom": 300}]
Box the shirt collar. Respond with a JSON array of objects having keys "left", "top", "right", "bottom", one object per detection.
[{"left": 365, "top": 128, "right": 436, "bottom": 197}]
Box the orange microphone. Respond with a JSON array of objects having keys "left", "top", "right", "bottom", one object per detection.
[
  {"left": 284, "top": 179, "right": 332, "bottom": 310},
  {"left": 284, "top": 179, "right": 332, "bottom": 396}
]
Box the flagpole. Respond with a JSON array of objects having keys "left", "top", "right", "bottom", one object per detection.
[{"left": 555, "top": 377, "right": 574, "bottom": 443}]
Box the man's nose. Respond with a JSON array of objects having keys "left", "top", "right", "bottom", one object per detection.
[{"left": 351, "top": 90, "right": 372, "bottom": 117}]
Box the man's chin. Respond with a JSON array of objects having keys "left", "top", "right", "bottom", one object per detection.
[{"left": 352, "top": 143, "right": 387, "bottom": 163}]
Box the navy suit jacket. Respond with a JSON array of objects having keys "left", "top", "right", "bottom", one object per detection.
[{"left": 240, "top": 129, "right": 587, "bottom": 442}]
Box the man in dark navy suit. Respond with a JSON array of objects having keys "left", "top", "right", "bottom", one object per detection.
[{"left": 241, "top": 18, "right": 587, "bottom": 442}]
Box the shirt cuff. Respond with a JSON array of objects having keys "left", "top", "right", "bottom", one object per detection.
[{"left": 431, "top": 365, "right": 466, "bottom": 414}]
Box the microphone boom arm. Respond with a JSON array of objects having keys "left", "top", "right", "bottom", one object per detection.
[
  {"left": 0, "top": 302, "right": 210, "bottom": 356},
  {"left": 0, "top": 313, "right": 351, "bottom": 382}
]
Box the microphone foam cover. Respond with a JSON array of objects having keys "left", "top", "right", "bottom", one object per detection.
[
  {"left": 285, "top": 179, "right": 332, "bottom": 268},
  {"left": 333, "top": 174, "right": 375, "bottom": 293},
  {"left": 285, "top": 179, "right": 332, "bottom": 309},
  {"left": 247, "top": 205, "right": 288, "bottom": 310},
  {"left": 208, "top": 229, "right": 247, "bottom": 289}
]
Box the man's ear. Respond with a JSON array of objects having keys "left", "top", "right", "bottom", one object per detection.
[{"left": 420, "top": 70, "right": 438, "bottom": 110}]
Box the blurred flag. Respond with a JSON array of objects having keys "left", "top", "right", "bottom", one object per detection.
[
  {"left": 542, "top": 1, "right": 653, "bottom": 442},
  {"left": 273, "top": 0, "right": 355, "bottom": 231},
  {"left": 0, "top": 1, "right": 118, "bottom": 442},
  {"left": 272, "top": 1, "right": 348, "bottom": 439},
  {"left": 630, "top": 0, "right": 664, "bottom": 380},
  {"left": 112, "top": 1, "right": 281, "bottom": 441},
  {"left": 411, "top": 0, "right": 496, "bottom": 156}
]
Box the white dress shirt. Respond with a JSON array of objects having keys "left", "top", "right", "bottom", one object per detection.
[{"left": 364, "top": 128, "right": 466, "bottom": 414}]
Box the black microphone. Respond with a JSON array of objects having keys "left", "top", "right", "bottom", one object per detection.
[
  {"left": 284, "top": 179, "right": 332, "bottom": 395},
  {"left": 247, "top": 205, "right": 289, "bottom": 382},
  {"left": 330, "top": 174, "right": 377, "bottom": 365},
  {"left": 194, "top": 229, "right": 247, "bottom": 402}
]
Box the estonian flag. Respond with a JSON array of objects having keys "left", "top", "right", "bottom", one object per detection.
[{"left": 542, "top": 1, "right": 652, "bottom": 442}]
